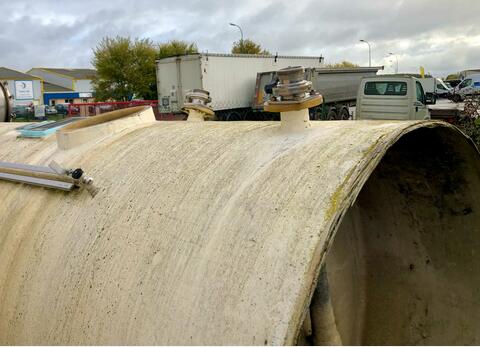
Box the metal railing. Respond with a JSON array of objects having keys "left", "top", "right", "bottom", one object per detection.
[{"left": 67, "top": 100, "right": 167, "bottom": 119}]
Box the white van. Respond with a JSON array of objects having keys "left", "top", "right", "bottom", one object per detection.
[
  {"left": 418, "top": 77, "right": 452, "bottom": 98},
  {"left": 451, "top": 74, "right": 480, "bottom": 102},
  {"left": 356, "top": 76, "right": 432, "bottom": 120}
]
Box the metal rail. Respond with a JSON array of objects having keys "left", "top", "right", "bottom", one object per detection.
[{"left": 0, "top": 160, "right": 97, "bottom": 195}]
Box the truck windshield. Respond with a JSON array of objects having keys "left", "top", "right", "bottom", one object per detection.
[
  {"left": 458, "top": 79, "right": 472, "bottom": 88},
  {"left": 364, "top": 81, "right": 407, "bottom": 96},
  {"left": 437, "top": 79, "right": 451, "bottom": 90}
]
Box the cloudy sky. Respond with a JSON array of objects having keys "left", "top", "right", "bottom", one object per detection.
[{"left": 1, "top": 0, "right": 479, "bottom": 77}]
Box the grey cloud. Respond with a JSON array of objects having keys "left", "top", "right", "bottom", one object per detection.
[{"left": 0, "top": 0, "right": 478, "bottom": 77}]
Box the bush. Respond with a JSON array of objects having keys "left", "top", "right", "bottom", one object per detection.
[{"left": 455, "top": 94, "right": 480, "bottom": 147}]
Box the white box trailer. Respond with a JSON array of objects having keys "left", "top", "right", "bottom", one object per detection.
[{"left": 156, "top": 53, "right": 324, "bottom": 115}]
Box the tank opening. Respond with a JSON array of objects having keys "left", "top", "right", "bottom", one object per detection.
[
  {"left": 57, "top": 105, "right": 152, "bottom": 133},
  {"left": 56, "top": 106, "right": 155, "bottom": 150},
  {"left": 299, "top": 127, "right": 480, "bottom": 345}
]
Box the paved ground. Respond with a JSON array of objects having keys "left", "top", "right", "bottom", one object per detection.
[{"left": 428, "top": 98, "right": 464, "bottom": 112}]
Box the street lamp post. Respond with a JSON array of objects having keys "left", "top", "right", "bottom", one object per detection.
[
  {"left": 359, "top": 39, "right": 371, "bottom": 67},
  {"left": 388, "top": 52, "right": 399, "bottom": 74},
  {"left": 229, "top": 22, "right": 244, "bottom": 48}
]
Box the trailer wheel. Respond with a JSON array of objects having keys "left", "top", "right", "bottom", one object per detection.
[
  {"left": 327, "top": 108, "right": 337, "bottom": 120},
  {"left": 339, "top": 107, "right": 351, "bottom": 120}
]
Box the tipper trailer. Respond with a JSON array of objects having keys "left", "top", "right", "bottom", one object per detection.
[{"left": 254, "top": 66, "right": 383, "bottom": 120}]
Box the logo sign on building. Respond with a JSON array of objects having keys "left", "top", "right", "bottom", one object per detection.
[{"left": 15, "top": 80, "right": 34, "bottom": 100}]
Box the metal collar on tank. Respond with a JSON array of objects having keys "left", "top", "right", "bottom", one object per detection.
[
  {"left": 264, "top": 66, "right": 323, "bottom": 131},
  {"left": 182, "top": 89, "right": 215, "bottom": 121}
]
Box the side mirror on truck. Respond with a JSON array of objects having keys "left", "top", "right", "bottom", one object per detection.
[{"left": 425, "top": 92, "right": 437, "bottom": 105}]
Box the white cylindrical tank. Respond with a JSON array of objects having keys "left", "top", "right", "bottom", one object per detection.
[{"left": 0, "top": 107, "right": 479, "bottom": 345}]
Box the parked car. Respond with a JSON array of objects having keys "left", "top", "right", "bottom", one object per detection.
[
  {"left": 45, "top": 105, "right": 58, "bottom": 115},
  {"left": 12, "top": 105, "right": 34, "bottom": 119},
  {"left": 55, "top": 104, "right": 69, "bottom": 115}
]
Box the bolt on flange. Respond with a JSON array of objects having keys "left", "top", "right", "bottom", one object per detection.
[
  {"left": 184, "top": 89, "right": 212, "bottom": 107},
  {"left": 264, "top": 66, "right": 323, "bottom": 113},
  {"left": 273, "top": 66, "right": 313, "bottom": 101}
]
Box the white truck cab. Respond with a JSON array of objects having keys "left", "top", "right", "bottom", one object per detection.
[
  {"left": 355, "top": 76, "right": 431, "bottom": 120},
  {"left": 451, "top": 74, "right": 480, "bottom": 102}
]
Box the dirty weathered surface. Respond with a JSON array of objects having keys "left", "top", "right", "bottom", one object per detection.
[{"left": 0, "top": 112, "right": 479, "bottom": 345}]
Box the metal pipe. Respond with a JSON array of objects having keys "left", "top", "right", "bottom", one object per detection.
[
  {"left": 264, "top": 66, "right": 322, "bottom": 130},
  {"left": 0, "top": 166, "right": 76, "bottom": 184}
]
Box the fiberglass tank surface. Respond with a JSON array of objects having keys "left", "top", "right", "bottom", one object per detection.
[{"left": 0, "top": 107, "right": 479, "bottom": 345}]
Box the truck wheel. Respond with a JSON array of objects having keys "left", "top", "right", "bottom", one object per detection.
[
  {"left": 452, "top": 94, "right": 462, "bottom": 103},
  {"left": 339, "top": 107, "right": 351, "bottom": 120},
  {"left": 327, "top": 108, "right": 337, "bottom": 120},
  {"left": 309, "top": 107, "right": 322, "bottom": 120}
]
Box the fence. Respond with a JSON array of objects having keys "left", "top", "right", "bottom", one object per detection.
[{"left": 67, "top": 100, "right": 184, "bottom": 120}]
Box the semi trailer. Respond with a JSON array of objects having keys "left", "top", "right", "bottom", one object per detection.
[
  {"left": 254, "top": 66, "right": 383, "bottom": 120},
  {"left": 156, "top": 53, "right": 324, "bottom": 120}
]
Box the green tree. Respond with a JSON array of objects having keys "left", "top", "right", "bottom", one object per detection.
[
  {"left": 326, "top": 61, "right": 359, "bottom": 68},
  {"left": 92, "top": 36, "right": 157, "bottom": 101},
  {"left": 158, "top": 40, "right": 198, "bottom": 59},
  {"left": 231, "top": 39, "right": 270, "bottom": 54}
]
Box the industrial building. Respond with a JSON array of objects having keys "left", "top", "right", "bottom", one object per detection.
[
  {"left": 27, "top": 68, "right": 96, "bottom": 105},
  {"left": 0, "top": 67, "right": 43, "bottom": 106}
]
